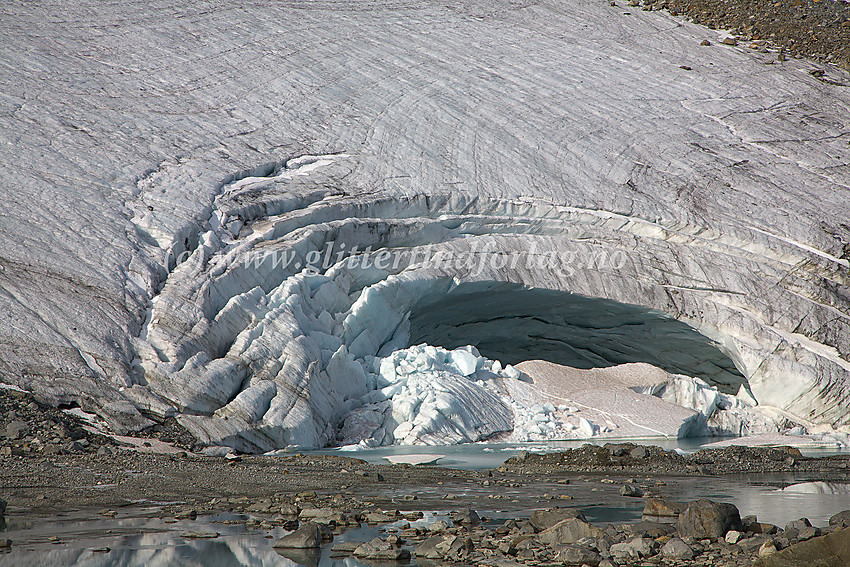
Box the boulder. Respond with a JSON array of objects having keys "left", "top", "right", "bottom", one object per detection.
[
  {"left": 739, "top": 535, "right": 772, "bottom": 553},
  {"left": 552, "top": 544, "right": 603, "bottom": 566},
  {"left": 758, "top": 540, "right": 778, "bottom": 557},
  {"left": 330, "top": 541, "right": 359, "bottom": 556},
  {"left": 364, "top": 511, "right": 394, "bottom": 524},
  {"left": 830, "top": 511, "right": 850, "bottom": 528},
  {"left": 435, "top": 535, "right": 474, "bottom": 560},
  {"left": 451, "top": 508, "right": 480, "bottom": 526},
  {"left": 537, "top": 517, "right": 603, "bottom": 545},
  {"left": 642, "top": 498, "right": 684, "bottom": 523},
  {"left": 676, "top": 500, "right": 742, "bottom": 539},
  {"left": 428, "top": 520, "right": 449, "bottom": 532},
  {"left": 662, "top": 538, "right": 694, "bottom": 559},
  {"left": 619, "top": 520, "right": 675, "bottom": 538},
  {"left": 753, "top": 527, "right": 850, "bottom": 567},
  {"left": 279, "top": 504, "right": 300, "bottom": 517},
  {"left": 0, "top": 497, "right": 6, "bottom": 518},
  {"left": 299, "top": 507, "right": 337, "bottom": 520},
  {"left": 353, "top": 537, "right": 410, "bottom": 561},
  {"left": 784, "top": 518, "right": 812, "bottom": 539},
  {"left": 529, "top": 507, "right": 587, "bottom": 531},
  {"left": 744, "top": 516, "right": 779, "bottom": 535},
  {"left": 415, "top": 535, "right": 446, "bottom": 559},
  {"left": 610, "top": 536, "right": 657, "bottom": 559},
  {"left": 273, "top": 523, "right": 322, "bottom": 548},
  {"left": 414, "top": 534, "right": 472, "bottom": 560}
]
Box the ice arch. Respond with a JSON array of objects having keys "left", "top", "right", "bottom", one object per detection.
[
  {"left": 122, "top": 156, "right": 846, "bottom": 452},
  {"left": 407, "top": 282, "right": 746, "bottom": 393}
]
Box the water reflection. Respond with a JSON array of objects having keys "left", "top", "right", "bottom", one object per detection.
[
  {"left": 781, "top": 482, "right": 850, "bottom": 494},
  {"left": 1, "top": 480, "right": 848, "bottom": 566}
]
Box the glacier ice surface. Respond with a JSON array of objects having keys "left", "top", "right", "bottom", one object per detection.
[{"left": 1, "top": 0, "right": 849, "bottom": 451}]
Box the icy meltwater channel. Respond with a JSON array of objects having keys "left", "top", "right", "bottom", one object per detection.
[{"left": 2, "top": 481, "right": 850, "bottom": 566}]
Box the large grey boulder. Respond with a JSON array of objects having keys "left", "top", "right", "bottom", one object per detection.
[
  {"left": 273, "top": 523, "right": 323, "bottom": 548},
  {"left": 677, "top": 500, "right": 742, "bottom": 540}
]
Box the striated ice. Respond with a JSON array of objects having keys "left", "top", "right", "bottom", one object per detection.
[{"left": 2, "top": 0, "right": 848, "bottom": 450}]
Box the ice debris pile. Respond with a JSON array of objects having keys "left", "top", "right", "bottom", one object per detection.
[{"left": 331, "top": 344, "right": 798, "bottom": 450}]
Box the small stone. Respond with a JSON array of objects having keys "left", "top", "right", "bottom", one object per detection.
[
  {"left": 721, "top": 37, "right": 738, "bottom": 46},
  {"left": 43, "top": 443, "right": 60, "bottom": 455},
  {"left": 429, "top": 520, "right": 449, "bottom": 532},
  {"left": 725, "top": 530, "right": 742, "bottom": 544},
  {"left": 700, "top": 39, "right": 711, "bottom": 46},
  {"left": 758, "top": 540, "right": 777, "bottom": 556},
  {"left": 621, "top": 484, "right": 643, "bottom": 497}
]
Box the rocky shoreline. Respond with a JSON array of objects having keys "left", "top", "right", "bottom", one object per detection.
[{"left": 1, "top": 443, "right": 850, "bottom": 564}]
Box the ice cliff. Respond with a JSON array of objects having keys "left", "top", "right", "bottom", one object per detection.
[{"left": 0, "top": 0, "right": 848, "bottom": 451}]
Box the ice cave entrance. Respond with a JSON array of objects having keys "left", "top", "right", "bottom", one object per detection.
[{"left": 407, "top": 282, "right": 746, "bottom": 393}]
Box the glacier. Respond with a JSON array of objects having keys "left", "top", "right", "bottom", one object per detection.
[{"left": 1, "top": 0, "right": 849, "bottom": 452}]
